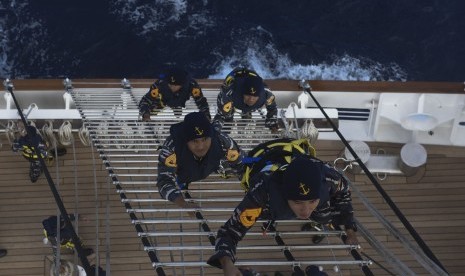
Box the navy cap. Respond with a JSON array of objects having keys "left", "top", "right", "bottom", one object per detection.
[
  {"left": 183, "top": 112, "right": 212, "bottom": 142},
  {"left": 281, "top": 156, "right": 322, "bottom": 201},
  {"left": 165, "top": 68, "right": 188, "bottom": 85},
  {"left": 241, "top": 75, "right": 264, "bottom": 96}
]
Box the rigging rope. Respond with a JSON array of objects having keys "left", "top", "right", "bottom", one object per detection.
[
  {"left": 5, "top": 120, "right": 17, "bottom": 144},
  {"left": 301, "top": 80, "right": 448, "bottom": 275},
  {"left": 58, "top": 121, "right": 73, "bottom": 146},
  {"left": 78, "top": 124, "right": 91, "bottom": 146},
  {"left": 41, "top": 120, "right": 57, "bottom": 149}
]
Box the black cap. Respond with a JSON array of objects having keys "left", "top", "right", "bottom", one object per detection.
[
  {"left": 241, "top": 75, "right": 264, "bottom": 96},
  {"left": 183, "top": 112, "right": 213, "bottom": 142},
  {"left": 281, "top": 156, "right": 322, "bottom": 201},
  {"left": 165, "top": 68, "right": 188, "bottom": 85}
]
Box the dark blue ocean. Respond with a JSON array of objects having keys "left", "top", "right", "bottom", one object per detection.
[{"left": 1, "top": 0, "right": 464, "bottom": 81}]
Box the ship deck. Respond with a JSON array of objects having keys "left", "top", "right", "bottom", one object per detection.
[{"left": 0, "top": 79, "right": 464, "bottom": 275}]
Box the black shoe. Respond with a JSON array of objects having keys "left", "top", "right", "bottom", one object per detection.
[
  {"left": 0, "top": 249, "right": 7, "bottom": 258},
  {"left": 239, "top": 268, "right": 256, "bottom": 276},
  {"left": 311, "top": 234, "right": 326, "bottom": 244},
  {"left": 50, "top": 147, "right": 67, "bottom": 157},
  {"left": 301, "top": 222, "right": 326, "bottom": 244}
]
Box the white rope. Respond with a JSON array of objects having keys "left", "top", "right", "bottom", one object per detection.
[
  {"left": 58, "top": 121, "right": 73, "bottom": 146},
  {"left": 5, "top": 120, "right": 17, "bottom": 145},
  {"left": 78, "top": 124, "right": 91, "bottom": 146},
  {"left": 41, "top": 120, "right": 57, "bottom": 148},
  {"left": 301, "top": 119, "right": 319, "bottom": 145}
]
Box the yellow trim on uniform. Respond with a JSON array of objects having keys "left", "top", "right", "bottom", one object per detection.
[
  {"left": 239, "top": 207, "right": 262, "bottom": 227},
  {"left": 226, "top": 149, "right": 239, "bottom": 161},
  {"left": 223, "top": 102, "right": 233, "bottom": 113},
  {"left": 240, "top": 139, "right": 317, "bottom": 191},
  {"left": 150, "top": 88, "right": 159, "bottom": 98},
  {"left": 192, "top": 88, "right": 201, "bottom": 97},
  {"left": 165, "top": 154, "right": 177, "bottom": 167},
  {"left": 225, "top": 76, "right": 234, "bottom": 86}
]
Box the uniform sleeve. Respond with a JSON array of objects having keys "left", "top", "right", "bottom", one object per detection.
[
  {"left": 138, "top": 83, "right": 164, "bottom": 117},
  {"left": 264, "top": 88, "right": 278, "bottom": 129},
  {"left": 207, "top": 177, "right": 268, "bottom": 269},
  {"left": 324, "top": 163, "right": 356, "bottom": 230},
  {"left": 213, "top": 85, "right": 234, "bottom": 128},
  {"left": 217, "top": 132, "right": 244, "bottom": 179},
  {"left": 37, "top": 136, "right": 48, "bottom": 157},
  {"left": 11, "top": 137, "right": 22, "bottom": 152},
  {"left": 157, "top": 136, "right": 182, "bottom": 202},
  {"left": 189, "top": 80, "right": 211, "bottom": 120}
]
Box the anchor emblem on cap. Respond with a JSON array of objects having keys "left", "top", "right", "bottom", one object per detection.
[
  {"left": 195, "top": 127, "right": 204, "bottom": 136},
  {"left": 299, "top": 183, "right": 310, "bottom": 196}
]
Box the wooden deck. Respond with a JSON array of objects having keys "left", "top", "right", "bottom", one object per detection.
[{"left": 1, "top": 134, "right": 464, "bottom": 275}]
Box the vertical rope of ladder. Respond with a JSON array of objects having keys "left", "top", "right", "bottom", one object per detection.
[
  {"left": 71, "top": 135, "right": 81, "bottom": 269},
  {"left": 69, "top": 87, "right": 167, "bottom": 276},
  {"left": 300, "top": 81, "right": 447, "bottom": 274},
  {"left": 124, "top": 82, "right": 167, "bottom": 269}
]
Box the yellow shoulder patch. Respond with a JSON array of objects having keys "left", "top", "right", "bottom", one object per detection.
[
  {"left": 223, "top": 101, "right": 233, "bottom": 112},
  {"left": 150, "top": 88, "right": 159, "bottom": 98},
  {"left": 266, "top": 95, "right": 275, "bottom": 105},
  {"left": 192, "top": 88, "right": 201, "bottom": 97},
  {"left": 239, "top": 208, "right": 262, "bottom": 227},
  {"left": 227, "top": 149, "right": 239, "bottom": 161},
  {"left": 225, "top": 76, "right": 234, "bottom": 86},
  {"left": 164, "top": 154, "right": 177, "bottom": 167}
]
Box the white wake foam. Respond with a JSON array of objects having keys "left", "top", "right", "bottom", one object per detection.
[{"left": 209, "top": 46, "right": 407, "bottom": 81}]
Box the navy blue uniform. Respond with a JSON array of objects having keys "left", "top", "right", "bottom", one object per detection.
[
  {"left": 138, "top": 77, "right": 210, "bottom": 119},
  {"left": 213, "top": 68, "right": 278, "bottom": 129},
  {"left": 12, "top": 126, "right": 50, "bottom": 182},
  {"left": 157, "top": 122, "right": 243, "bottom": 202},
  {"left": 207, "top": 157, "right": 355, "bottom": 268}
]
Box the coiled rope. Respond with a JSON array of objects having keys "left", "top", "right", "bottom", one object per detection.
[
  {"left": 5, "top": 120, "right": 17, "bottom": 144},
  {"left": 42, "top": 120, "right": 58, "bottom": 149},
  {"left": 78, "top": 124, "right": 91, "bottom": 146},
  {"left": 58, "top": 121, "right": 73, "bottom": 146}
]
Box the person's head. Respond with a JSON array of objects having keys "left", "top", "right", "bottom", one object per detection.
[
  {"left": 183, "top": 112, "right": 213, "bottom": 158},
  {"left": 164, "top": 68, "right": 188, "bottom": 93},
  {"left": 241, "top": 75, "right": 264, "bottom": 107},
  {"left": 281, "top": 156, "right": 323, "bottom": 219}
]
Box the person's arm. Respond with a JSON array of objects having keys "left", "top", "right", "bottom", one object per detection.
[
  {"left": 207, "top": 178, "right": 268, "bottom": 270},
  {"left": 139, "top": 83, "right": 164, "bottom": 121},
  {"left": 219, "top": 256, "right": 242, "bottom": 276},
  {"left": 36, "top": 135, "right": 49, "bottom": 158},
  {"left": 11, "top": 137, "right": 22, "bottom": 152},
  {"left": 263, "top": 89, "right": 278, "bottom": 130},
  {"left": 157, "top": 137, "right": 182, "bottom": 202},
  {"left": 324, "top": 164, "right": 358, "bottom": 245},
  {"left": 217, "top": 132, "right": 244, "bottom": 179},
  {"left": 213, "top": 86, "right": 234, "bottom": 127},
  {"left": 190, "top": 80, "right": 211, "bottom": 120}
]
